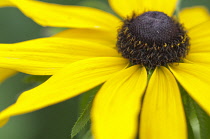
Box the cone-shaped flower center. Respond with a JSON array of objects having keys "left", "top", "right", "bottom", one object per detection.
[{"left": 117, "top": 11, "right": 190, "bottom": 69}]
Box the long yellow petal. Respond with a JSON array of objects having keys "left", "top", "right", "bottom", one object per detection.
[
  {"left": 53, "top": 28, "right": 117, "bottom": 47},
  {"left": 179, "top": 6, "right": 210, "bottom": 30},
  {"left": 188, "top": 20, "right": 210, "bottom": 46},
  {"left": 92, "top": 65, "right": 147, "bottom": 139},
  {"left": 140, "top": 67, "right": 187, "bottom": 139},
  {"left": 169, "top": 63, "right": 210, "bottom": 115},
  {"left": 0, "top": 37, "right": 119, "bottom": 75},
  {"left": 188, "top": 42, "right": 210, "bottom": 53},
  {"left": 186, "top": 53, "right": 210, "bottom": 64},
  {"left": 0, "top": 68, "right": 17, "bottom": 83},
  {"left": 186, "top": 20, "right": 210, "bottom": 64},
  {"left": 109, "top": 0, "right": 177, "bottom": 18},
  {"left": 0, "top": 0, "right": 14, "bottom": 7},
  {"left": 0, "top": 57, "right": 128, "bottom": 127},
  {"left": 10, "top": 0, "right": 120, "bottom": 30},
  {"left": 141, "top": 0, "right": 178, "bottom": 16},
  {"left": 109, "top": 0, "right": 144, "bottom": 18}
]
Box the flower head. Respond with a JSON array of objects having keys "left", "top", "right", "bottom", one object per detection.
[{"left": 0, "top": 0, "right": 210, "bottom": 139}]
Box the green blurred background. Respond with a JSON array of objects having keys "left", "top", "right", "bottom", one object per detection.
[{"left": 0, "top": 0, "right": 209, "bottom": 139}]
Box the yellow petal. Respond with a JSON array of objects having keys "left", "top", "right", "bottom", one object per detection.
[
  {"left": 169, "top": 63, "right": 210, "bottom": 115},
  {"left": 0, "top": 0, "right": 14, "bottom": 7},
  {"left": 0, "top": 118, "right": 9, "bottom": 126},
  {"left": 179, "top": 6, "right": 210, "bottom": 30},
  {"left": 0, "top": 37, "right": 119, "bottom": 75},
  {"left": 92, "top": 65, "right": 147, "bottom": 139},
  {"left": 186, "top": 53, "right": 210, "bottom": 64},
  {"left": 10, "top": 0, "right": 120, "bottom": 30},
  {"left": 188, "top": 20, "right": 210, "bottom": 53},
  {"left": 109, "top": 0, "right": 144, "bottom": 18},
  {"left": 109, "top": 0, "right": 177, "bottom": 18},
  {"left": 141, "top": 0, "right": 178, "bottom": 16},
  {"left": 188, "top": 41, "right": 210, "bottom": 53},
  {"left": 0, "top": 68, "right": 17, "bottom": 83},
  {"left": 0, "top": 57, "right": 128, "bottom": 127},
  {"left": 186, "top": 20, "right": 210, "bottom": 64},
  {"left": 188, "top": 20, "right": 210, "bottom": 46},
  {"left": 53, "top": 28, "right": 117, "bottom": 47},
  {"left": 140, "top": 67, "right": 187, "bottom": 139}
]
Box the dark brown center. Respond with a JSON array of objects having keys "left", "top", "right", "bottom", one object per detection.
[{"left": 117, "top": 11, "right": 190, "bottom": 69}]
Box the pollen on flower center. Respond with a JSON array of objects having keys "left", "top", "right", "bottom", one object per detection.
[{"left": 117, "top": 11, "right": 190, "bottom": 69}]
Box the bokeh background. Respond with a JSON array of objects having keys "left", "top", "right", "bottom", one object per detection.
[{"left": 0, "top": 0, "right": 209, "bottom": 139}]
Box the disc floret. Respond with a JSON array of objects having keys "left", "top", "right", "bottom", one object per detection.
[{"left": 117, "top": 11, "right": 190, "bottom": 69}]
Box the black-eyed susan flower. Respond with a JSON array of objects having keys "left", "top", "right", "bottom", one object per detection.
[{"left": 0, "top": 0, "right": 210, "bottom": 139}]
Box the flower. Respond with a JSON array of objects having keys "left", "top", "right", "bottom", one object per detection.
[{"left": 0, "top": 0, "right": 210, "bottom": 139}]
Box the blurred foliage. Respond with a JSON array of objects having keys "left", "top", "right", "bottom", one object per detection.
[{"left": 0, "top": 0, "right": 209, "bottom": 139}]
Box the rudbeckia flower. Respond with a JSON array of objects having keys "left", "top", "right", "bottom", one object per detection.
[{"left": 0, "top": 0, "right": 210, "bottom": 138}]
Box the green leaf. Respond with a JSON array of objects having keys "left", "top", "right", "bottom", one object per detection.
[
  {"left": 186, "top": 118, "right": 195, "bottom": 139},
  {"left": 193, "top": 101, "right": 210, "bottom": 139},
  {"left": 71, "top": 101, "right": 92, "bottom": 139},
  {"left": 79, "top": 85, "right": 101, "bottom": 111},
  {"left": 179, "top": 84, "right": 196, "bottom": 139},
  {"left": 81, "top": 130, "right": 93, "bottom": 139},
  {"left": 71, "top": 85, "right": 101, "bottom": 139},
  {"left": 180, "top": 83, "right": 210, "bottom": 139}
]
